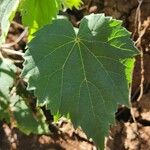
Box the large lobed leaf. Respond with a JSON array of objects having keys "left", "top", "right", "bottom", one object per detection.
[
  {"left": 0, "top": 0, "right": 20, "bottom": 46},
  {"left": 22, "top": 14, "right": 139, "bottom": 149}
]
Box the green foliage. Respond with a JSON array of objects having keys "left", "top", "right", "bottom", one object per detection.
[
  {"left": 0, "top": 0, "right": 139, "bottom": 148},
  {"left": 20, "top": 0, "right": 82, "bottom": 38},
  {"left": 0, "top": 0, "right": 82, "bottom": 43},
  {"left": 13, "top": 96, "right": 49, "bottom": 135},
  {"left": 0, "top": 58, "right": 16, "bottom": 101},
  {"left": 20, "top": 0, "right": 61, "bottom": 34},
  {"left": 61, "top": 0, "right": 83, "bottom": 9},
  {"left": 0, "top": 58, "right": 49, "bottom": 134},
  {"left": 0, "top": 58, "right": 16, "bottom": 121},
  {"left": 22, "top": 14, "right": 139, "bottom": 148},
  {"left": 0, "top": 0, "right": 20, "bottom": 46}
]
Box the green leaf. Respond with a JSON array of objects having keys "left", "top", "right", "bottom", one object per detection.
[
  {"left": 0, "top": 0, "right": 20, "bottom": 46},
  {"left": 0, "top": 58, "right": 49, "bottom": 134},
  {"left": 61, "top": 0, "right": 82, "bottom": 9},
  {"left": 20, "top": 0, "right": 82, "bottom": 38},
  {"left": 13, "top": 96, "right": 49, "bottom": 135},
  {"left": 0, "top": 58, "right": 16, "bottom": 121},
  {"left": 20, "top": 0, "right": 61, "bottom": 35},
  {"left": 22, "top": 14, "right": 139, "bottom": 149},
  {"left": 0, "top": 58, "right": 16, "bottom": 101}
]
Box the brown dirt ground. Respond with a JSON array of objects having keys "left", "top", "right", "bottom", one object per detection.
[{"left": 0, "top": 0, "right": 150, "bottom": 150}]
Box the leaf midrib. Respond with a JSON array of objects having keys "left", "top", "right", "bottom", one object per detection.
[{"left": 77, "top": 43, "right": 97, "bottom": 133}]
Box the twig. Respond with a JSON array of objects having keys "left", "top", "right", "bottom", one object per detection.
[
  {"left": 12, "top": 21, "right": 24, "bottom": 29},
  {"left": 137, "top": 46, "right": 144, "bottom": 103},
  {"left": 136, "top": 18, "right": 149, "bottom": 101},
  {"left": 132, "top": 0, "right": 145, "bottom": 102},
  {"left": 129, "top": 80, "right": 137, "bottom": 123},
  {"left": 1, "top": 27, "right": 28, "bottom": 48},
  {"left": 135, "top": 0, "right": 147, "bottom": 102},
  {"left": 129, "top": 0, "right": 144, "bottom": 127},
  {"left": 132, "top": 0, "right": 143, "bottom": 38},
  {"left": 1, "top": 48, "right": 24, "bottom": 56},
  {"left": 136, "top": 17, "right": 150, "bottom": 42},
  {"left": 0, "top": 50, "right": 4, "bottom": 59}
]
